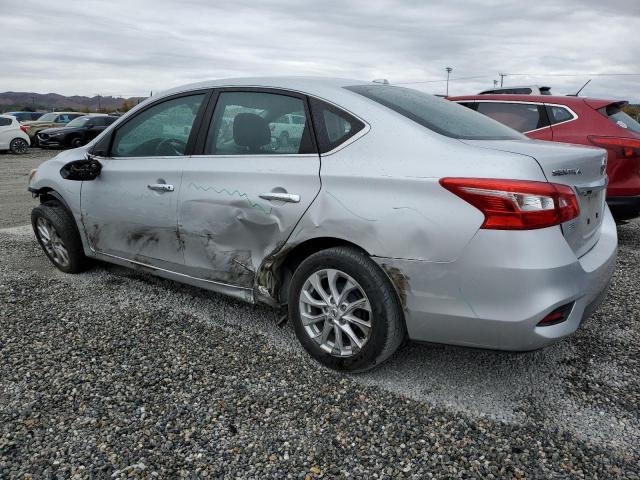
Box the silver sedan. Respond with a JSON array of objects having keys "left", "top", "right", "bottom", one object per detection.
[{"left": 28, "top": 78, "right": 617, "bottom": 371}]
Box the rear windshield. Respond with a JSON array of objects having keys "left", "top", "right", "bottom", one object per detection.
[
  {"left": 603, "top": 104, "right": 640, "bottom": 134},
  {"left": 345, "top": 84, "right": 525, "bottom": 140}
]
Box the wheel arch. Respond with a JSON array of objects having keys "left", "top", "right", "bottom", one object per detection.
[
  {"left": 30, "top": 186, "right": 72, "bottom": 212},
  {"left": 255, "top": 235, "right": 406, "bottom": 315}
]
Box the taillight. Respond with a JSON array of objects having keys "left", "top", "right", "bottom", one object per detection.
[
  {"left": 588, "top": 136, "right": 640, "bottom": 159},
  {"left": 20, "top": 125, "right": 29, "bottom": 134},
  {"left": 439, "top": 178, "right": 580, "bottom": 230}
]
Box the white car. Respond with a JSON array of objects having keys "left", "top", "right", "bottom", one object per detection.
[
  {"left": 271, "top": 112, "right": 307, "bottom": 148},
  {"left": 0, "top": 115, "right": 31, "bottom": 154}
]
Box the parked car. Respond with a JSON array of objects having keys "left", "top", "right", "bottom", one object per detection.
[
  {"left": 0, "top": 114, "right": 30, "bottom": 154},
  {"left": 271, "top": 112, "right": 307, "bottom": 147},
  {"left": 449, "top": 94, "right": 640, "bottom": 219},
  {"left": 22, "top": 112, "right": 85, "bottom": 144},
  {"left": 3, "top": 111, "right": 46, "bottom": 122},
  {"left": 28, "top": 78, "right": 616, "bottom": 371},
  {"left": 478, "top": 85, "right": 552, "bottom": 95},
  {"left": 37, "top": 115, "right": 118, "bottom": 149}
]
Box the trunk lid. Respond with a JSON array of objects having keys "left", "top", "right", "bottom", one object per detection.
[{"left": 462, "top": 139, "right": 608, "bottom": 258}]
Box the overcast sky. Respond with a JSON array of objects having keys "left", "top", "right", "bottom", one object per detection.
[{"left": 1, "top": 0, "right": 638, "bottom": 101}]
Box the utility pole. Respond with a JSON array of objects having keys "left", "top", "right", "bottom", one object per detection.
[
  {"left": 499, "top": 73, "right": 507, "bottom": 87},
  {"left": 493, "top": 80, "right": 498, "bottom": 88},
  {"left": 445, "top": 67, "right": 453, "bottom": 96}
]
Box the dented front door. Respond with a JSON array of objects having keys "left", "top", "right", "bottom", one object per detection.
[{"left": 178, "top": 89, "right": 320, "bottom": 290}]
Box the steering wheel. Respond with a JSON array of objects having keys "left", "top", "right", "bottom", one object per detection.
[{"left": 155, "top": 138, "right": 187, "bottom": 156}]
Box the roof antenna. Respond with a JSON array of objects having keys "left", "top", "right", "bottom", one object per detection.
[{"left": 568, "top": 79, "right": 591, "bottom": 97}]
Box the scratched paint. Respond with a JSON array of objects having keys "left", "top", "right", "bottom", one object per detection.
[{"left": 188, "top": 182, "right": 273, "bottom": 216}]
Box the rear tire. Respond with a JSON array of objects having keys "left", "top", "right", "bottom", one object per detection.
[
  {"left": 9, "top": 138, "right": 28, "bottom": 154},
  {"left": 31, "top": 201, "right": 92, "bottom": 273},
  {"left": 288, "top": 246, "right": 406, "bottom": 372}
]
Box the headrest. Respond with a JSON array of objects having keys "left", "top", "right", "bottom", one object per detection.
[{"left": 233, "top": 113, "right": 270, "bottom": 152}]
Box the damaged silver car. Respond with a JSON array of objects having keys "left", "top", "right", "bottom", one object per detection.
[{"left": 28, "top": 78, "right": 617, "bottom": 371}]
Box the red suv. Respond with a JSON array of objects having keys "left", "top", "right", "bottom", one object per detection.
[{"left": 449, "top": 94, "right": 640, "bottom": 219}]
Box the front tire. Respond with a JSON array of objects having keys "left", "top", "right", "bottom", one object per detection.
[
  {"left": 31, "top": 202, "right": 91, "bottom": 273},
  {"left": 70, "top": 136, "right": 84, "bottom": 148},
  {"left": 288, "top": 246, "right": 406, "bottom": 372},
  {"left": 9, "top": 138, "right": 28, "bottom": 154}
]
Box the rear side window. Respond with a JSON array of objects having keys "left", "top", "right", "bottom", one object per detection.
[
  {"left": 0, "top": 117, "right": 12, "bottom": 126},
  {"left": 547, "top": 106, "right": 574, "bottom": 124},
  {"left": 310, "top": 98, "right": 365, "bottom": 153},
  {"left": 601, "top": 104, "right": 640, "bottom": 134},
  {"left": 204, "top": 91, "right": 315, "bottom": 155},
  {"left": 346, "top": 85, "right": 524, "bottom": 140},
  {"left": 475, "top": 102, "right": 548, "bottom": 133}
]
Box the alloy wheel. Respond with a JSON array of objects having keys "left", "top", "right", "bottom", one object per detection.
[
  {"left": 299, "top": 268, "right": 373, "bottom": 357},
  {"left": 36, "top": 216, "right": 70, "bottom": 268},
  {"left": 10, "top": 138, "right": 28, "bottom": 154}
]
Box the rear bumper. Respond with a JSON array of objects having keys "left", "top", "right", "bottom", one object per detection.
[{"left": 375, "top": 207, "right": 618, "bottom": 351}]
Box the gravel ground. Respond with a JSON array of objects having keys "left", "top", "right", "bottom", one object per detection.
[
  {"left": 1, "top": 150, "right": 639, "bottom": 478},
  {"left": 0, "top": 149, "right": 51, "bottom": 227}
]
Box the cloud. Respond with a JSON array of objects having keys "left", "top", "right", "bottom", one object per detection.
[{"left": 0, "top": 0, "right": 638, "bottom": 101}]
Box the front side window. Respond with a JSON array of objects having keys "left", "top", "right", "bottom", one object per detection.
[
  {"left": 204, "top": 91, "right": 314, "bottom": 155},
  {"left": 475, "top": 102, "right": 547, "bottom": 133},
  {"left": 346, "top": 85, "right": 524, "bottom": 140},
  {"left": 548, "top": 106, "right": 574, "bottom": 124},
  {"left": 310, "top": 98, "right": 365, "bottom": 152},
  {"left": 111, "top": 94, "right": 205, "bottom": 157}
]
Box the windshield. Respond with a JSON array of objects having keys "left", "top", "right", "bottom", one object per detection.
[
  {"left": 604, "top": 105, "right": 640, "bottom": 134},
  {"left": 37, "top": 113, "right": 57, "bottom": 122},
  {"left": 66, "top": 116, "right": 91, "bottom": 128},
  {"left": 345, "top": 84, "right": 525, "bottom": 140}
]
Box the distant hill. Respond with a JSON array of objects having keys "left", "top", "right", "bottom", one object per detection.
[{"left": 0, "top": 91, "right": 146, "bottom": 113}]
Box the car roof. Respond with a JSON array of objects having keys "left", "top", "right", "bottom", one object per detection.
[
  {"left": 0, "top": 114, "right": 16, "bottom": 120},
  {"left": 158, "top": 76, "right": 371, "bottom": 99},
  {"left": 447, "top": 94, "right": 622, "bottom": 109}
]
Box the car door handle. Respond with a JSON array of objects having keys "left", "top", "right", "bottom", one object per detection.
[
  {"left": 147, "top": 183, "right": 175, "bottom": 192},
  {"left": 259, "top": 192, "right": 300, "bottom": 203}
]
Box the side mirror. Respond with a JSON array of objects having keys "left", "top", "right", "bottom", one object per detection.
[{"left": 60, "top": 158, "right": 102, "bottom": 181}]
